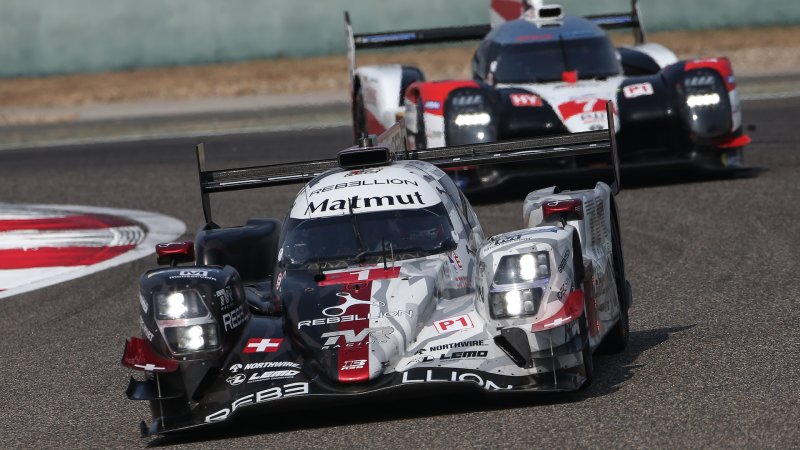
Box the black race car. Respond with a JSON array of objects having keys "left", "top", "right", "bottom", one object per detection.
[{"left": 346, "top": 0, "right": 751, "bottom": 191}]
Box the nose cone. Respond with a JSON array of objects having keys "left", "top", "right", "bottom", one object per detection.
[{"left": 283, "top": 264, "right": 438, "bottom": 385}]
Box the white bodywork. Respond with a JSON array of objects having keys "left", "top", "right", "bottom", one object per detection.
[{"left": 355, "top": 65, "right": 405, "bottom": 132}]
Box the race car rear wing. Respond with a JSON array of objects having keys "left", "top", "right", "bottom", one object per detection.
[
  {"left": 194, "top": 102, "right": 620, "bottom": 223},
  {"left": 585, "top": 0, "right": 646, "bottom": 44},
  {"left": 344, "top": 11, "right": 490, "bottom": 95}
]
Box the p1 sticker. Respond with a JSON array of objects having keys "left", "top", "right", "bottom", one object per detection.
[{"left": 434, "top": 314, "right": 474, "bottom": 334}]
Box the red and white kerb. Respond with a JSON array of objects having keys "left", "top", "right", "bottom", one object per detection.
[{"left": 0, "top": 204, "right": 184, "bottom": 299}]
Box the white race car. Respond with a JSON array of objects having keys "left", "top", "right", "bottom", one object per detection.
[{"left": 122, "top": 116, "right": 631, "bottom": 436}]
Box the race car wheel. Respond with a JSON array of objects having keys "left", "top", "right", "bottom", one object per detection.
[
  {"left": 599, "top": 206, "right": 630, "bottom": 354},
  {"left": 353, "top": 88, "right": 367, "bottom": 142}
]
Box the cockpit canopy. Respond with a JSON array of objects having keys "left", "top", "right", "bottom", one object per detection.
[
  {"left": 472, "top": 16, "right": 622, "bottom": 84},
  {"left": 279, "top": 204, "right": 457, "bottom": 270}
]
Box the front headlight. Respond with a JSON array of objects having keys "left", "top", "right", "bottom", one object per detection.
[
  {"left": 489, "top": 252, "right": 550, "bottom": 319},
  {"left": 163, "top": 323, "right": 220, "bottom": 353},
  {"left": 155, "top": 290, "right": 208, "bottom": 320},
  {"left": 686, "top": 93, "right": 720, "bottom": 108},
  {"left": 154, "top": 289, "right": 220, "bottom": 355},
  {"left": 493, "top": 252, "right": 550, "bottom": 285},
  {"left": 454, "top": 112, "right": 491, "bottom": 127},
  {"left": 490, "top": 287, "right": 543, "bottom": 319}
]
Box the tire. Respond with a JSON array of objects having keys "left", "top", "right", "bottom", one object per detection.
[{"left": 598, "top": 206, "right": 630, "bottom": 354}]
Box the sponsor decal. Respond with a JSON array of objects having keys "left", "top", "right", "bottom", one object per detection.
[
  {"left": 490, "top": 228, "right": 559, "bottom": 248},
  {"left": 412, "top": 355, "right": 435, "bottom": 364},
  {"left": 439, "top": 350, "right": 489, "bottom": 361},
  {"left": 434, "top": 315, "right": 474, "bottom": 334},
  {"left": 424, "top": 100, "right": 441, "bottom": 110},
  {"left": 320, "top": 327, "right": 394, "bottom": 349},
  {"left": 509, "top": 93, "right": 543, "bottom": 107},
  {"left": 180, "top": 270, "right": 207, "bottom": 277},
  {"left": 418, "top": 340, "right": 487, "bottom": 353},
  {"left": 558, "top": 248, "right": 570, "bottom": 273},
  {"left": 243, "top": 338, "right": 283, "bottom": 353},
  {"left": 345, "top": 168, "right": 383, "bottom": 177},
  {"left": 226, "top": 374, "right": 246, "bottom": 386},
  {"left": 169, "top": 270, "right": 216, "bottom": 281},
  {"left": 556, "top": 281, "right": 572, "bottom": 301},
  {"left": 248, "top": 370, "right": 299, "bottom": 382},
  {"left": 324, "top": 292, "right": 377, "bottom": 317},
  {"left": 623, "top": 82, "right": 654, "bottom": 98},
  {"left": 298, "top": 311, "right": 412, "bottom": 329},
  {"left": 341, "top": 359, "right": 367, "bottom": 371},
  {"left": 244, "top": 361, "right": 300, "bottom": 370},
  {"left": 215, "top": 287, "right": 234, "bottom": 310},
  {"left": 305, "top": 192, "right": 426, "bottom": 215},
  {"left": 309, "top": 179, "right": 418, "bottom": 196},
  {"left": 139, "top": 317, "right": 154, "bottom": 341},
  {"left": 274, "top": 271, "right": 285, "bottom": 291},
  {"left": 222, "top": 305, "right": 247, "bottom": 331},
  {"left": 401, "top": 370, "right": 512, "bottom": 390},
  {"left": 229, "top": 361, "right": 300, "bottom": 372},
  {"left": 205, "top": 382, "right": 309, "bottom": 422},
  {"left": 447, "top": 252, "right": 463, "bottom": 270},
  {"left": 558, "top": 99, "right": 613, "bottom": 121}
]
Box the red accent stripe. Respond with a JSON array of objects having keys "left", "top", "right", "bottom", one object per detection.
[
  {"left": 491, "top": 0, "right": 525, "bottom": 20},
  {"left": 318, "top": 266, "right": 401, "bottom": 287},
  {"left": 366, "top": 109, "right": 386, "bottom": 135},
  {"left": 685, "top": 57, "right": 735, "bottom": 91},
  {"left": 0, "top": 214, "right": 135, "bottom": 232},
  {"left": 417, "top": 80, "right": 480, "bottom": 117},
  {"left": 337, "top": 282, "right": 372, "bottom": 383},
  {"left": 558, "top": 99, "right": 612, "bottom": 121},
  {"left": 0, "top": 245, "right": 135, "bottom": 269},
  {"left": 716, "top": 134, "right": 751, "bottom": 149}
]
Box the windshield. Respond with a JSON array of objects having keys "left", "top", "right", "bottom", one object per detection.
[
  {"left": 493, "top": 36, "right": 620, "bottom": 83},
  {"left": 279, "top": 204, "right": 457, "bottom": 270}
]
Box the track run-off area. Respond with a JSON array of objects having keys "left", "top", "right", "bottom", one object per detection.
[{"left": 0, "top": 96, "right": 798, "bottom": 448}]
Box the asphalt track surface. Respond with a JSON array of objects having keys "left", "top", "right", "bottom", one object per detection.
[{"left": 1, "top": 97, "right": 799, "bottom": 449}]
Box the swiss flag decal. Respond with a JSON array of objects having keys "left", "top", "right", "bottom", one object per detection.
[{"left": 243, "top": 338, "right": 283, "bottom": 353}]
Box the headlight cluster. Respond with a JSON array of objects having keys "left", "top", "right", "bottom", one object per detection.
[
  {"left": 446, "top": 90, "right": 496, "bottom": 146},
  {"left": 681, "top": 69, "right": 731, "bottom": 138},
  {"left": 489, "top": 252, "right": 550, "bottom": 319},
  {"left": 683, "top": 71, "right": 724, "bottom": 110},
  {"left": 490, "top": 288, "right": 543, "bottom": 318},
  {"left": 493, "top": 252, "right": 550, "bottom": 285},
  {"left": 154, "top": 290, "right": 220, "bottom": 355},
  {"left": 454, "top": 112, "right": 491, "bottom": 127}
]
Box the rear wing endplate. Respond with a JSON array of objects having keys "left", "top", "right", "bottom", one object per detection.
[
  {"left": 195, "top": 102, "right": 620, "bottom": 224},
  {"left": 586, "top": 0, "right": 645, "bottom": 44}
]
